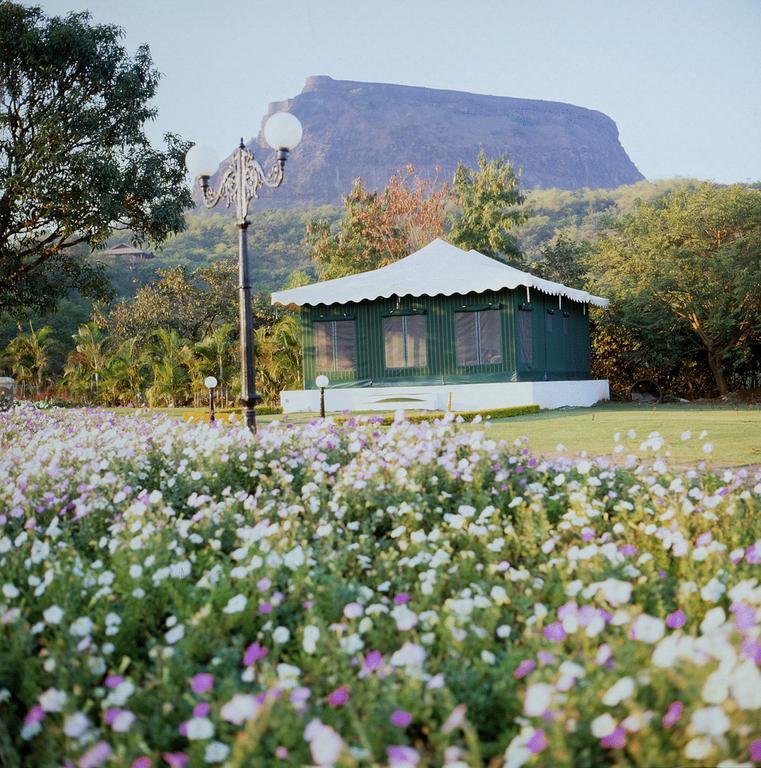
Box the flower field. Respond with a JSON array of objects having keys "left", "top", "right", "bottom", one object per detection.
[{"left": 1, "top": 406, "right": 760, "bottom": 767}]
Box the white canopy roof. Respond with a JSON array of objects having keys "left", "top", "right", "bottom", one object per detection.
[{"left": 271, "top": 238, "right": 609, "bottom": 308}]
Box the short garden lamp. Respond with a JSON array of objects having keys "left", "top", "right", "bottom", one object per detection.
[
  {"left": 315, "top": 374, "right": 330, "bottom": 418},
  {"left": 204, "top": 375, "right": 218, "bottom": 424}
]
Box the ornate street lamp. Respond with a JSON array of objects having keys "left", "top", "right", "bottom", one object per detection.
[{"left": 185, "top": 112, "right": 303, "bottom": 433}]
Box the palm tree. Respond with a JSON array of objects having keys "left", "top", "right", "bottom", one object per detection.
[
  {"left": 195, "top": 323, "right": 236, "bottom": 406},
  {"left": 142, "top": 328, "right": 194, "bottom": 407},
  {"left": 4, "top": 323, "right": 57, "bottom": 399},
  {"left": 63, "top": 323, "right": 108, "bottom": 403},
  {"left": 100, "top": 337, "right": 146, "bottom": 406}
]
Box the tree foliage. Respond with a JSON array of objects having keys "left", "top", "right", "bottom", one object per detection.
[
  {"left": 0, "top": 3, "right": 193, "bottom": 316},
  {"left": 306, "top": 165, "right": 449, "bottom": 279},
  {"left": 591, "top": 183, "right": 761, "bottom": 396},
  {"left": 448, "top": 150, "right": 527, "bottom": 265},
  {"left": 530, "top": 233, "right": 592, "bottom": 287}
]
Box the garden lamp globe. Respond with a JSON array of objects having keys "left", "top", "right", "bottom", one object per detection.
[
  {"left": 204, "top": 375, "right": 218, "bottom": 390},
  {"left": 185, "top": 144, "right": 220, "bottom": 180},
  {"left": 315, "top": 374, "right": 329, "bottom": 389},
  {"left": 263, "top": 112, "right": 303, "bottom": 151}
]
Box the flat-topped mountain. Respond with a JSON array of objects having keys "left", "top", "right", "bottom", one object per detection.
[{"left": 205, "top": 76, "right": 644, "bottom": 209}]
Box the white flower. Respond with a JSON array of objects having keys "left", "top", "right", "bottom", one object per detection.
[
  {"left": 2, "top": 583, "right": 19, "bottom": 598},
  {"left": 631, "top": 614, "right": 665, "bottom": 644},
  {"left": 222, "top": 594, "right": 247, "bottom": 614},
  {"left": 70, "top": 616, "right": 93, "bottom": 637},
  {"left": 220, "top": 694, "right": 260, "bottom": 725},
  {"left": 391, "top": 604, "right": 418, "bottom": 631},
  {"left": 273, "top": 626, "right": 290, "bottom": 644},
  {"left": 685, "top": 736, "right": 713, "bottom": 760},
  {"left": 602, "top": 677, "right": 635, "bottom": 706},
  {"left": 591, "top": 713, "right": 617, "bottom": 738},
  {"left": 43, "top": 605, "right": 63, "bottom": 624},
  {"left": 691, "top": 706, "right": 729, "bottom": 736},
  {"left": 204, "top": 742, "right": 230, "bottom": 763},
  {"left": 730, "top": 660, "right": 761, "bottom": 709},
  {"left": 390, "top": 642, "right": 426, "bottom": 668},
  {"left": 305, "top": 719, "right": 345, "bottom": 766},
  {"left": 186, "top": 716, "right": 214, "bottom": 740},
  {"left": 284, "top": 545, "right": 305, "bottom": 570},
  {"left": 165, "top": 625, "right": 184, "bottom": 644},
  {"left": 700, "top": 578, "right": 726, "bottom": 603},
  {"left": 597, "top": 579, "right": 633, "bottom": 606},
  {"left": 523, "top": 683, "right": 553, "bottom": 717},
  {"left": 701, "top": 671, "right": 729, "bottom": 704},
  {"left": 63, "top": 712, "right": 90, "bottom": 738},
  {"left": 700, "top": 607, "right": 726, "bottom": 634},
  {"left": 39, "top": 687, "right": 66, "bottom": 712},
  {"left": 303, "top": 625, "right": 320, "bottom": 654},
  {"left": 502, "top": 726, "right": 534, "bottom": 768},
  {"left": 497, "top": 625, "right": 512, "bottom": 638},
  {"left": 111, "top": 709, "right": 135, "bottom": 732}
]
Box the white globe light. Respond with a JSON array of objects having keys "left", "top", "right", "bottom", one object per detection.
[
  {"left": 315, "top": 374, "right": 329, "bottom": 389},
  {"left": 185, "top": 144, "right": 219, "bottom": 178},
  {"left": 263, "top": 112, "right": 303, "bottom": 151},
  {"left": 204, "top": 375, "right": 218, "bottom": 389}
]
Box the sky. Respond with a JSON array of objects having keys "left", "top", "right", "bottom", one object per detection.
[{"left": 37, "top": 0, "right": 761, "bottom": 184}]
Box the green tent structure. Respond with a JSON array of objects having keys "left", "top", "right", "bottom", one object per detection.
[{"left": 271, "top": 239, "right": 609, "bottom": 413}]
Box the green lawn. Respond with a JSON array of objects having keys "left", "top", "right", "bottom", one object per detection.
[
  {"left": 117, "top": 403, "right": 761, "bottom": 467},
  {"left": 478, "top": 403, "right": 761, "bottom": 467}
]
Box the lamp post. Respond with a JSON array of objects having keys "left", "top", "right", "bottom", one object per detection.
[
  {"left": 315, "top": 374, "right": 329, "bottom": 418},
  {"left": 185, "top": 112, "right": 303, "bottom": 434},
  {"left": 204, "top": 375, "right": 218, "bottom": 424}
]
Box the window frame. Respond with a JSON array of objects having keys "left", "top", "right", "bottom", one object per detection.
[
  {"left": 381, "top": 311, "right": 428, "bottom": 370},
  {"left": 454, "top": 307, "right": 504, "bottom": 367},
  {"left": 312, "top": 317, "right": 358, "bottom": 374}
]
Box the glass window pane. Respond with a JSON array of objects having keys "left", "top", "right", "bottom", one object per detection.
[
  {"left": 519, "top": 310, "right": 533, "bottom": 365},
  {"left": 405, "top": 315, "right": 427, "bottom": 368},
  {"left": 333, "top": 320, "right": 356, "bottom": 371},
  {"left": 314, "top": 321, "right": 333, "bottom": 371},
  {"left": 383, "top": 316, "right": 405, "bottom": 368},
  {"left": 455, "top": 312, "right": 478, "bottom": 366},
  {"left": 479, "top": 310, "right": 503, "bottom": 364}
]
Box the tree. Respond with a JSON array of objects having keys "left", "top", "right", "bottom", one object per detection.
[
  {"left": 3, "top": 322, "right": 57, "bottom": 397},
  {"left": 0, "top": 3, "right": 193, "bottom": 317},
  {"left": 448, "top": 151, "right": 528, "bottom": 266},
  {"left": 142, "top": 328, "right": 193, "bottom": 407},
  {"left": 591, "top": 183, "right": 761, "bottom": 396},
  {"left": 531, "top": 233, "right": 593, "bottom": 287},
  {"left": 307, "top": 165, "right": 448, "bottom": 279},
  {"left": 63, "top": 322, "right": 107, "bottom": 401},
  {"left": 105, "top": 262, "right": 237, "bottom": 342}
]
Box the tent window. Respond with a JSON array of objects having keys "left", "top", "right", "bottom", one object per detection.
[
  {"left": 314, "top": 319, "right": 357, "bottom": 372},
  {"left": 383, "top": 314, "right": 427, "bottom": 369},
  {"left": 518, "top": 308, "right": 533, "bottom": 365},
  {"left": 455, "top": 309, "right": 503, "bottom": 366}
]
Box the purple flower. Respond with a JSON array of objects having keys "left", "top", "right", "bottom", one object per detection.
[
  {"left": 257, "top": 577, "right": 271, "bottom": 591},
  {"left": 526, "top": 728, "right": 547, "bottom": 754},
  {"left": 78, "top": 741, "right": 112, "bottom": 768},
  {"left": 732, "top": 602, "right": 756, "bottom": 632},
  {"left": 695, "top": 532, "right": 712, "bottom": 546},
  {"left": 390, "top": 709, "right": 412, "bottom": 727},
  {"left": 259, "top": 602, "right": 273, "bottom": 614},
  {"left": 581, "top": 527, "right": 595, "bottom": 542},
  {"left": 327, "top": 685, "right": 350, "bottom": 708},
  {"left": 750, "top": 740, "right": 761, "bottom": 762},
  {"left": 363, "top": 650, "right": 383, "bottom": 672},
  {"left": 190, "top": 673, "right": 214, "bottom": 694},
  {"left": 104, "top": 675, "right": 124, "bottom": 689},
  {"left": 131, "top": 758, "right": 152, "bottom": 768},
  {"left": 741, "top": 637, "right": 761, "bottom": 664},
  {"left": 514, "top": 659, "right": 536, "bottom": 679},
  {"left": 193, "top": 702, "right": 210, "bottom": 718},
  {"left": 394, "top": 593, "right": 410, "bottom": 605},
  {"left": 543, "top": 622, "right": 566, "bottom": 642},
  {"left": 619, "top": 543, "right": 637, "bottom": 557},
  {"left": 666, "top": 610, "right": 687, "bottom": 629},
  {"left": 600, "top": 726, "right": 626, "bottom": 749},
  {"left": 537, "top": 651, "right": 555, "bottom": 664},
  {"left": 662, "top": 700, "right": 684, "bottom": 728},
  {"left": 243, "top": 642, "right": 268, "bottom": 666},
  {"left": 387, "top": 745, "right": 420, "bottom": 767},
  {"left": 163, "top": 754, "right": 188, "bottom": 768},
  {"left": 24, "top": 705, "right": 45, "bottom": 726}
]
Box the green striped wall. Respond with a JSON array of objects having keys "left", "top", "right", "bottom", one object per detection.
[{"left": 302, "top": 287, "right": 592, "bottom": 389}]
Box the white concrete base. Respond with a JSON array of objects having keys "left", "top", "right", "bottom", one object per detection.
[{"left": 280, "top": 380, "right": 609, "bottom": 414}]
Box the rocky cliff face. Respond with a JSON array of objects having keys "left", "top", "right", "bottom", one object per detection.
[{"left": 206, "top": 76, "right": 644, "bottom": 209}]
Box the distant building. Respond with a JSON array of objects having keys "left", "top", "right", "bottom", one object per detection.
[
  {"left": 271, "top": 239, "right": 610, "bottom": 414},
  {"left": 98, "top": 242, "right": 154, "bottom": 262}
]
